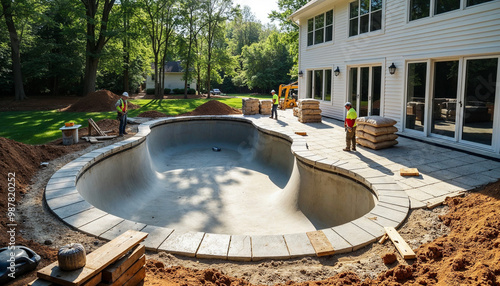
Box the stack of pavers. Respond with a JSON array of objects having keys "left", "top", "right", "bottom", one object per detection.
[
  {"left": 259, "top": 99, "right": 272, "bottom": 115},
  {"left": 242, "top": 98, "right": 260, "bottom": 115},
  {"left": 293, "top": 107, "right": 299, "bottom": 117},
  {"left": 297, "top": 99, "right": 322, "bottom": 123},
  {"left": 355, "top": 115, "right": 398, "bottom": 150}
]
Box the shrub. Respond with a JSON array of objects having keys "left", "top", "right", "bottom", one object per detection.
[
  {"left": 172, "top": 88, "right": 184, "bottom": 94},
  {"left": 146, "top": 88, "right": 155, "bottom": 95},
  {"left": 187, "top": 88, "right": 196, "bottom": 94},
  {"left": 164, "top": 88, "right": 171, "bottom": 94}
]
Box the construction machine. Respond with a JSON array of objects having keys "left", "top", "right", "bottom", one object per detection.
[{"left": 278, "top": 81, "right": 298, "bottom": 110}]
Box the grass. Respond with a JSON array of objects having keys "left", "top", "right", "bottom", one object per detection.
[
  {"left": 0, "top": 97, "right": 243, "bottom": 145},
  {"left": 230, "top": 94, "right": 273, "bottom": 100}
]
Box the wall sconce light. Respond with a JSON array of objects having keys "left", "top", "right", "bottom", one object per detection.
[
  {"left": 388, "top": 63, "right": 396, "bottom": 75},
  {"left": 298, "top": 70, "right": 303, "bottom": 77},
  {"left": 334, "top": 66, "right": 340, "bottom": 76}
]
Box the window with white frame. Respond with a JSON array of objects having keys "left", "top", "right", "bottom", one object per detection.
[
  {"left": 409, "top": 0, "right": 494, "bottom": 21},
  {"left": 307, "top": 10, "right": 334, "bottom": 46},
  {"left": 349, "top": 0, "right": 382, "bottom": 37},
  {"left": 307, "top": 69, "right": 333, "bottom": 101}
]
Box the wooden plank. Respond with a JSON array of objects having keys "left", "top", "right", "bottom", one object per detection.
[
  {"left": 400, "top": 168, "right": 419, "bottom": 176},
  {"left": 37, "top": 230, "right": 148, "bottom": 286},
  {"left": 122, "top": 267, "right": 145, "bottom": 286},
  {"left": 378, "top": 234, "right": 388, "bottom": 244},
  {"left": 28, "top": 278, "right": 55, "bottom": 286},
  {"left": 88, "top": 118, "right": 106, "bottom": 136},
  {"left": 89, "top": 137, "right": 98, "bottom": 144},
  {"left": 81, "top": 273, "right": 102, "bottom": 286},
  {"left": 98, "top": 255, "right": 145, "bottom": 286},
  {"left": 102, "top": 244, "right": 145, "bottom": 283},
  {"left": 384, "top": 227, "right": 416, "bottom": 259},
  {"left": 295, "top": 131, "right": 307, "bottom": 136},
  {"left": 306, "top": 230, "right": 335, "bottom": 257}
]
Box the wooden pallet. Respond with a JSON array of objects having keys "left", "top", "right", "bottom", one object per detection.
[
  {"left": 36, "top": 230, "right": 148, "bottom": 286},
  {"left": 88, "top": 118, "right": 107, "bottom": 137}
]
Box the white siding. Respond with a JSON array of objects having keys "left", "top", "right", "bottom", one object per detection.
[
  {"left": 145, "top": 73, "right": 196, "bottom": 91},
  {"left": 297, "top": 0, "right": 500, "bottom": 124}
]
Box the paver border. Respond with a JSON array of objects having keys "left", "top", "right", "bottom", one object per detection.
[{"left": 45, "top": 115, "right": 410, "bottom": 260}]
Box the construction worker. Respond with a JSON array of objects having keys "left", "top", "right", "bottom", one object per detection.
[
  {"left": 270, "top": 90, "right": 278, "bottom": 120},
  {"left": 116, "top": 92, "right": 129, "bottom": 136},
  {"left": 343, "top": 102, "right": 357, "bottom": 151}
]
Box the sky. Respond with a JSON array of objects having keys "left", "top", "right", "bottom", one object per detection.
[{"left": 232, "top": 0, "right": 279, "bottom": 25}]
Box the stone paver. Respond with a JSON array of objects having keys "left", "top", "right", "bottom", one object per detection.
[
  {"left": 158, "top": 231, "right": 205, "bottom": 257},
  {"left": 196, "top": 233, "right": 231, "bottom": 259},
  {"left": 227, "top": 235, "right": 252, "bottom": 261},
  {"left": 284, "top": 233, "right": 315, "bottom": 258},
  {"left": 251, "top": 235, "right": 290, "bottom": 261},
  {"left": 140, "top": 225, "right": 174, "bottom": 251}
]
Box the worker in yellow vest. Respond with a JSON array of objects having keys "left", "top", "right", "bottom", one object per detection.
[
  {"left": 270, "top": 90, "right": 278, "bottom": 120},
  {"left": 115, "top": 92, "right": 129, "bottom": 136},
  {"left": 343, "top": 102, "right": 357, "bottom": 151}
]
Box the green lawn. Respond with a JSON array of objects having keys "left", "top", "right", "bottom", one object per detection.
[
  {"left": 230, "top": 94, "right": 272, "bottom": 100},
  {"left": 0, "top": 98, "right": 243, "bottom": 145}
]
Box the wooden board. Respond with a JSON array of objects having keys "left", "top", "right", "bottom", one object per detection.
[
  {"left": 102, "top": 244, "right": 145, "bottom": 283},
  {"left": 29, "top": 273, "right": 102, "bottom": 286},
  {"left": 88, "top": 118, "right": 106, "bottom": 136},
  {"left": 295, "top": 132, "right": 307, "bottom": 136},
  {"left": 122, "top": 267, "right": 146, "bottom": 286},
  {"left": 98, "top": 256, "right": 145, "bottom": 286},
  {"left": 384, "top": 227, "right": 416, "bottom": 259},
  {"left": 37, "top": 230, "right": 148, "bottom": 286},
  {"left": 400, "top": 168, "right": 419, "bottom": 176},
  {"left": 379, "top": 234, "right": 388, "bottom": 244},
  {"left": 306, "top": 231, "right": 335, "bottom": 256}
]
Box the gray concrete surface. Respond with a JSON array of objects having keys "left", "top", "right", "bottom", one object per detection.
[{"left": 43, "top": 108, "right": 500, "bottom": 260}]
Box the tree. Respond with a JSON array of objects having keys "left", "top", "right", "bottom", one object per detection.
[
  {"left": 239, "top": 31, "right": 292, "bottom": 92},
  {"left": 81, "top": 0, "right": 116, "bottom": 97},
  {"left": 203, "top": 0, "right": 234, "bottom": 99},
  {"left": 139, "top": 0, "right": 177, "bottom": 98},
  {"left": 1, "top": 0, "right": 27, "bottom": 100}
]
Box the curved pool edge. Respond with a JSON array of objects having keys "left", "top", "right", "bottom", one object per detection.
[{"left": 44, "top": 115, "right": 410, "bottom": 261}]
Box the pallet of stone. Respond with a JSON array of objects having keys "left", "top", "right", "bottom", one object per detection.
[
  {"left": 259, "top": 99, "right": 272, "bottom": 115},
  {"left": 35, "top": 230, "right": 148, "bottom": 286},
  {"left": 298, "top": 114, "right": 322, "bottom": 123},
  {"left": 297, "top": 99, "right": 320, "bottom": 109},
  {"left": 293, "top": 107, "right": 299, "bottom": 117},
  {"left": 355, "top": 116, "right": 398, "bottom": 150},
  {"left": 242, "top": 98, "right": 260, "bottom": 115}
]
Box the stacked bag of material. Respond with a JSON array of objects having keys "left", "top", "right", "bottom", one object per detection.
[
  {"left": 242, "top": 98, "right": 260, "bottom": 115},
  {"left": 259, "top": 99, "right": 272, "bottom": 115},
  {"left": 355, "top": 116, "right": 398, "bottom": 150},
  {"left": 297, "top": 99, "right": 322, "bottom": 123},
  {"left": 293, "top": 107, "right": 299, "bottom": 117}
]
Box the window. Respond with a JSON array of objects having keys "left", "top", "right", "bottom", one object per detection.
[
  {"left": 467, "top": 0, "right": 494, "bottom": 6},
  {"left": 409, "top": 0, "right": 492, "bottom": 21},
  {"left": 307, "top": 10, "right": 334, "bottom": 46},
  {"left": 349, "top": 0, "right": 382, "bottom": 37},
  {"left": 435, "top": 0, "right": 460, "bottom": 14},
  {"left": 307, "top": 69, "right": 333, "bottom": 101}
]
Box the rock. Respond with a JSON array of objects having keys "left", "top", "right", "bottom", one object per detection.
[{"left": 382, "top": 252, "right": 397, "bottom": 264}]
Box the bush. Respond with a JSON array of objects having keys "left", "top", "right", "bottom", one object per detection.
[
  {"left": 164, "top": 88, "right": 171, "bottom": 94},
  {"left": 146, "top": 88, "right": 155, "bottom": 95},
  {"left": 188, "top": 88, "right": 196, "bottom": 94},
  {"left": 172, "top": 88, "right": 183, "bottom": 94}
]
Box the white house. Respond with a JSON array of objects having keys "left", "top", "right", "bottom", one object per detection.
[
  {"left": 145, "top": 61, "right": 197, "bottom": 92},
  {"left": 291, "top": 0, "right": 500, "bottom": 157}
]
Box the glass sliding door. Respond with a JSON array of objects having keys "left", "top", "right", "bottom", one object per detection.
[
  {"left": 314, "top": 70, "right": 323, "bottom": 100},
  {"left": 431, "top": 61, "right": 459, "bottom": 138},
  {"left": 349, "top": 68, "right": 358, "bottom": 109},
  {"left": 307, "top": 70, "right": 313, "bottom": 98},
  {"left": 324, "top": 69, "right": 332, "bottom": 101},
  {"left": 371, "top": 66, "right": 382, "bottom": 116},
  {"left": 461, "top": 58, "right": 498, "bottom": 146},
  {"left": 359, "top": 67, "right": 370, "bottom": 117},
  {"left": 406, "top": 62, "right": 427, "bottom": 131}
]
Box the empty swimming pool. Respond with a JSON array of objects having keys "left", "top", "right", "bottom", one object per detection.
[{"left": 45, "top": 116, "right": 409, "bottom": 260}]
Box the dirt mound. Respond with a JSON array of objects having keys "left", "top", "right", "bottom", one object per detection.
[
  {"left": 62, "top": 90, "right": 139, "bottom": 112},
  {"left": 137, "top": 111, "right": 169, "bottom": 118},
  {"left": 78, "top": 119, "right": 121, "bottom": 137},
  {"left": 145, "top": 262, "right": 252, "bottom": 286},
  {"left": 180, "top": 100, "right": 241, "bottom": 116}
]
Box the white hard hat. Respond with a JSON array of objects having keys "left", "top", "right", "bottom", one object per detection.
[
  {"left": 122, "top": 92, "right": 129, "bottom": 97},
  {"left": 271, "top": 90, "right": 276, "bottom": 93},
  {"left": 344, "top": 102, "right": 351, "bottom": 107}
]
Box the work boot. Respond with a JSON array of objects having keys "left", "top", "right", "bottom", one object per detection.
[
  {"left": 352, "top": 147, "right": 356, "bottom": 151},
  {"left": 269, "top": 116, "right": 273, "bottom": 119},
  {"left": 123, "top": 132, "right": 128, "bottom": 135},
  {"left": 119, "top": 134, "right": 124, "bottom": 137},
  {"left": 343, "top": 148, "right": 351, "bottom": 152}
]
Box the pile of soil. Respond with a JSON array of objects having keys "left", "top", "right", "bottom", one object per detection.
[
  {"left": 78, "top": 119, "right": 121, "bottom": 137},
  {"left": 0, "top": 137, "right": 89, "bottom": 281},
  {"left": 180, "top": 100, "right": 242, "bottom": 116},
  {"left": 137, "top": 111, "right": 169, "bottom": 118},
  {"left": 62, "top": 90, "right": 140, "bottom": 112}
]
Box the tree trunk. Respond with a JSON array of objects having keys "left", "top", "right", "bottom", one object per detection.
[
  {"left": 1, "top": 0, "right": 27, "bottom": 100},
  {"left": 82, "top": 57, "right": 99, "bottom": 96}
]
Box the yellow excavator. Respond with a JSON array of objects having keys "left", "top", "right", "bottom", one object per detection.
[{"left": 278, "top": 81, "right": 298, "bottom": 110}]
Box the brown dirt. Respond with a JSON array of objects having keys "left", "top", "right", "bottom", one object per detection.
[
  {"left": 61, "top": 90, "right": 140, "bottom": 112},
  {"left": 180, "top": 100, "right": 242, "bottom": 116},
  {"left": 137, "top": 110, "right": 169, "bottom": 118}
]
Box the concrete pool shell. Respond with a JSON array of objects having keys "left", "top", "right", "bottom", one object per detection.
[{"left": 45, "top": 116, "right": 410, "bottom": 261}]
